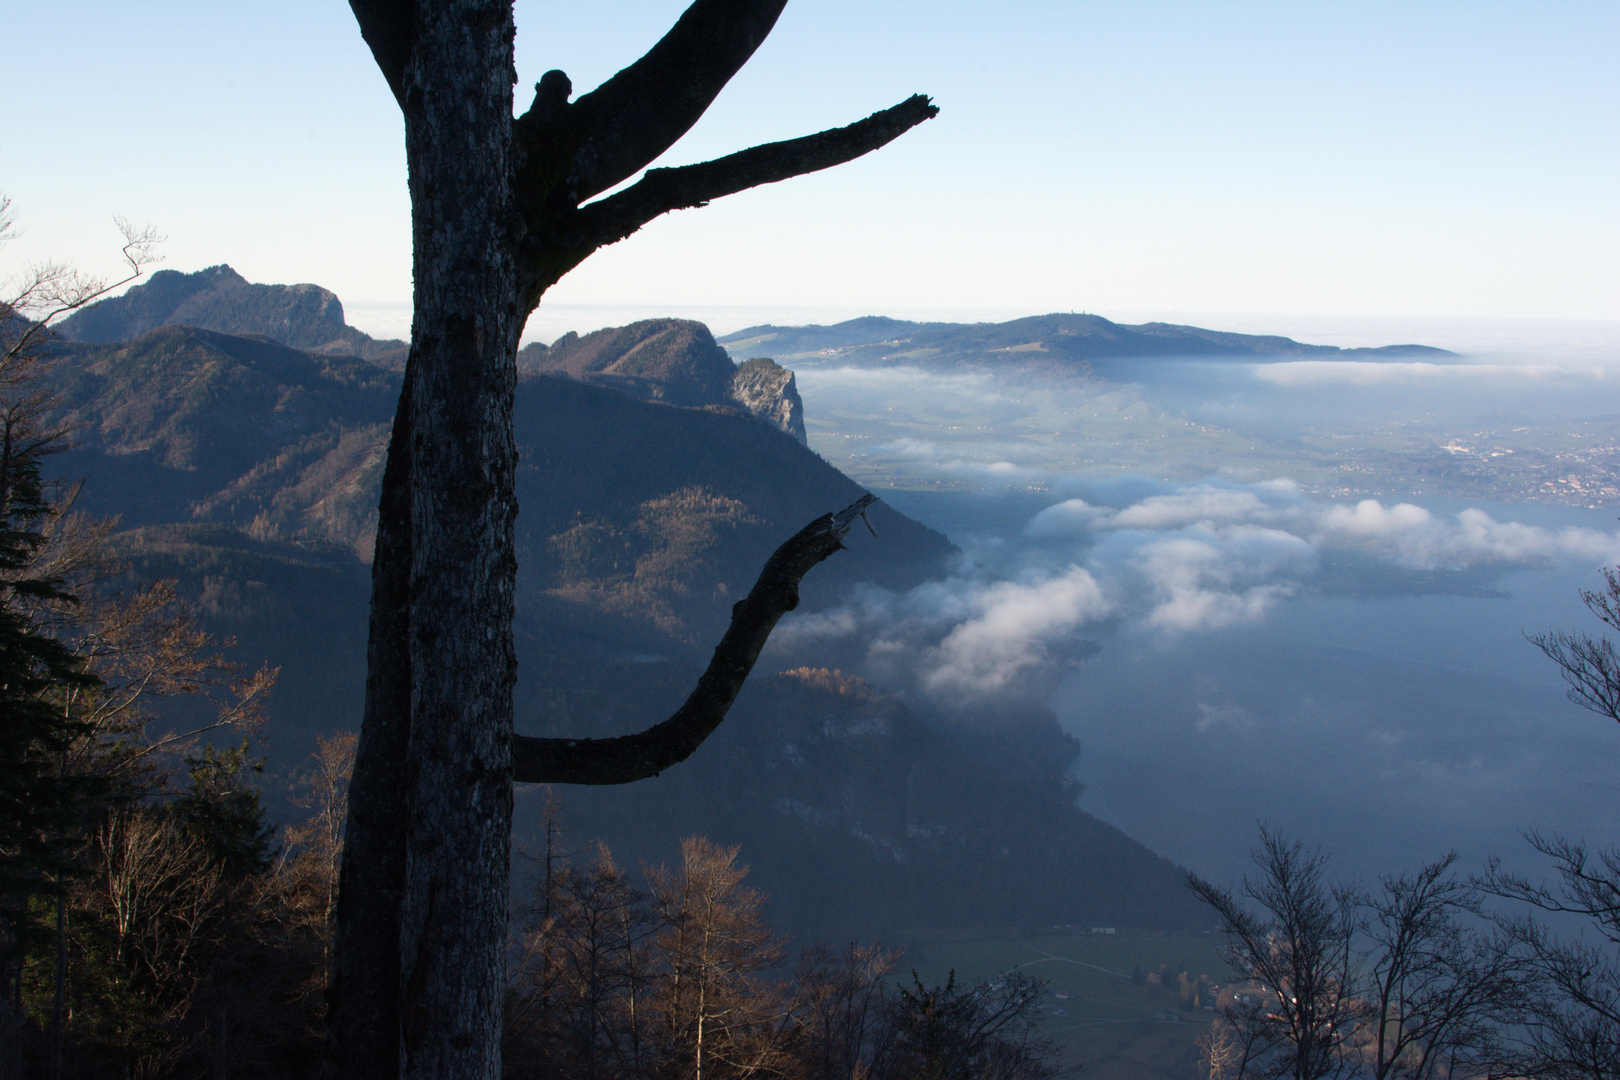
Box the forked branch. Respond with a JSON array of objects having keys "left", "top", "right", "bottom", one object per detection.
[
  {"left": 512, "top": 494, "right": 877, "bottom": 785},
  {"left": 563, "top": 0, "right": 790, "bottom": 202}
]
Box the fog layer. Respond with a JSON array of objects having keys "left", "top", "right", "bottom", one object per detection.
[{"left": 776, "top": 327, "right": 1620, "bottom": 882}]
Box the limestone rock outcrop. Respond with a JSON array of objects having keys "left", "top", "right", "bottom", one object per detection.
[{"left": 728, "top": 357, "right": 806, "bottom": 445}]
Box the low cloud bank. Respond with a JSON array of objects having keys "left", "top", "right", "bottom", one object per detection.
[
  {"left": 776, "top": 479, "right": 1620, "bottom": 706},
  {"left": 775, "top": 566, "right": 1112, "bottom": 705},
  {"left": 1031, "top": 481, "right": 1620, "bottom": 569}
]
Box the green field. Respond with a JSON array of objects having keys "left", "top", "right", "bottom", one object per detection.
[{"left": 896, "top": 930, "right": 1238, "bottom": 1079}]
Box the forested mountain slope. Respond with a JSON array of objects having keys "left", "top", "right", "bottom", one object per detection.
[{"left": 34, "top": 301, "right": 1209, "bottom": 934}]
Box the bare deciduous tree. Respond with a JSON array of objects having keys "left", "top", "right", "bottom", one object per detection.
[
  {"left": 1188, "top": 829, "right": 1361, "bottom": 1080},
  {"left": 1481, "top": 834, "right": 1620, "bottom": 1079},
  {"left": 1354, "top": 853, "right": 1522, "bottom": 1080},
  {"left": 94, "top": 809, "right": 227, "bottom": 1075},
  {"left": 1197, "top": 1017, "right": 1242, "bottom": 1080},
  {"left": 649, "top": 837, "right": 793, "bottom": 1080},
  {"left": 330, "top": 2, "right": 936, "bottom": 1074},
  {"left": 285, "top": 732, "right": 359, "bottom": 930},
  {"left": 0, "top": 196, "right": 161, "bottom": 373},
  {"left": 503, "top": 822, "right": 1068, "bottom": 1080},
  {"left": 1496, "top": 568, "right": 1620, "bottom": 1076},
  {"left": 871, "top": 968, "right": 1062, "bottom": 1080},
  {"left": 793, "top": 942, "right": 901, "bottom": 1080},
  {"left": 506, "top": 843, "right": 659, "bottom": 1080},
  {"left": 1194, "top": 834, "right": 1529, "bottom": 1080},
  {"left": 1530, "top": 566, "right": 1620, "bottom": 728}
]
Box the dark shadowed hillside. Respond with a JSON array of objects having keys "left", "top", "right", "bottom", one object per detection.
[
  {"left": 511, "top": 373, "right": 933, "bottom": 641},
  {"left": 41, "top": 325, "right": 944, "bottom": 628},
  {"left": 537, "top": 668, "right": 1209, "bottom": 937},
  {"left": 47, "top": 325, "right": 397, "bottom": 557}
]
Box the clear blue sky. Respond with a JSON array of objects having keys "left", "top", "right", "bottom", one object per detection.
[{"left": 3, "top": 1, "right": 1616, "bottom": 338}]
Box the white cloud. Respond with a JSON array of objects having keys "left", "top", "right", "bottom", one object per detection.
[
  {"left": 1251, "top": 361, "right": 1571, "bottom": 387},
  {"left": 771, "top": 480, "right": 1620, "bottom": 704},
  {"left": 921, "top": 567, "right": 1113, "bottom": 695},
  {"left": 1111, "top": 487, "right": 1273, "bottom": 530},
  {"left": 799, "top": 366, "right": 999, "bottom": 397},
  {"left": 1023, "top": 481, "right": 1620, "bottom": 636},
  {"left": 1317, "top": 498, "right": 1434, "bottom": 538},
  {"left": 1129, "top": 528, "right": 1313, "bottom": 632},
  {"left": 1313, "top": 499, "right": 1620, "bottom": 567},
  {"left": 1195, "top": 703, "right": 1253, "bottom": 734},
  {"left": 1025, "top": 498, "right": 1113, "bottom": 537}
]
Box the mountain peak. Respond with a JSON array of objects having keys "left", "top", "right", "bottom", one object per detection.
[
  {"left": 520, "top": 318, "right": 808, "bottom": 444},
  {"left": 54, "top": 264, "right": 404, "bottom": 365}
]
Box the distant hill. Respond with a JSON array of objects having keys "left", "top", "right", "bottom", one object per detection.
[
  {"left": 46, "top": 325, "right": 397, "bottom": 557},
  {"left": 60, "top": 269, "right": 811, "bottom": 442},
  {"left": 719, "top": 312, "right": 1453, "bottom": 374},
  {"left": 521, "top": 318, "right": 736, "bottom": 404},
  {"left": 54, "top": 264, "right": 408, "bottom": 366}
]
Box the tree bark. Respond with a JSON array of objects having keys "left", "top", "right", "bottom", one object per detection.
[{"left": 393, "top": 5, "right": 522, "bottom": 1077}]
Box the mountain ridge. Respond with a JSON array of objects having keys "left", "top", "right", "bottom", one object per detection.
[
  {"left": 519, "top": 317, "right": 807, "bottom": 443},
  {"left": 54, "top": 264, "right": 409, "bottom": 365},
  {"left": 719, "top": 311, "right": 1453, "bottom": 372}
]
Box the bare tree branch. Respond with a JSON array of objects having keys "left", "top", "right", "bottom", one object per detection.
[
  {"left": 347, "top": 0, "right": 416, "bottom": 108},
  {"left": 512, "top": 495, "right": 876, "bottom": 785},
  {"left": 563, "top": 96, "right": 938, "bottom": 255},
  {"left": 2, "top": 207, "right": 163, "bottom": 374},
  {"left": 1528, "top": 566, "right": 1620, "bottom": 726},
  {"left": 562, "top": 0, "right": 790, "bottom": 203},
  {"left": 1531, "top": 628, "right": 1620, "bottom": 725}
]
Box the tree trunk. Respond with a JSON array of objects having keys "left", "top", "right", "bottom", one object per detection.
[
  {"left": 393, "top": 5, "right": 522, "bottom": 1078},
  {"left": 327, "top": 377, "right": 413, "bottom": 1078},
  {"left": 329, "top": 4, "right": 524, "bottom": 1078},
  {"left": 51, "top": 890, "right": 64, "bottom": 1080}
]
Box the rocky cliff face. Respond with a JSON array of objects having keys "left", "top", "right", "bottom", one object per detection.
[{"left": 729, "top": 357, "right": 807, "bottom": 445}]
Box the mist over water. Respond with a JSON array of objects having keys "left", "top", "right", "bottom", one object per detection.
[
  {"left": 893, "top": 489, "right": 1620, "bottom": 885},
  {"left": 776, "top": 316, "right": 1620, "bottom": 886}
]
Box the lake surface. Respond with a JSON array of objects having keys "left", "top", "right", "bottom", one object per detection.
[{"left": 783, "top": 316, "right": 1620, "bottom": 887}]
